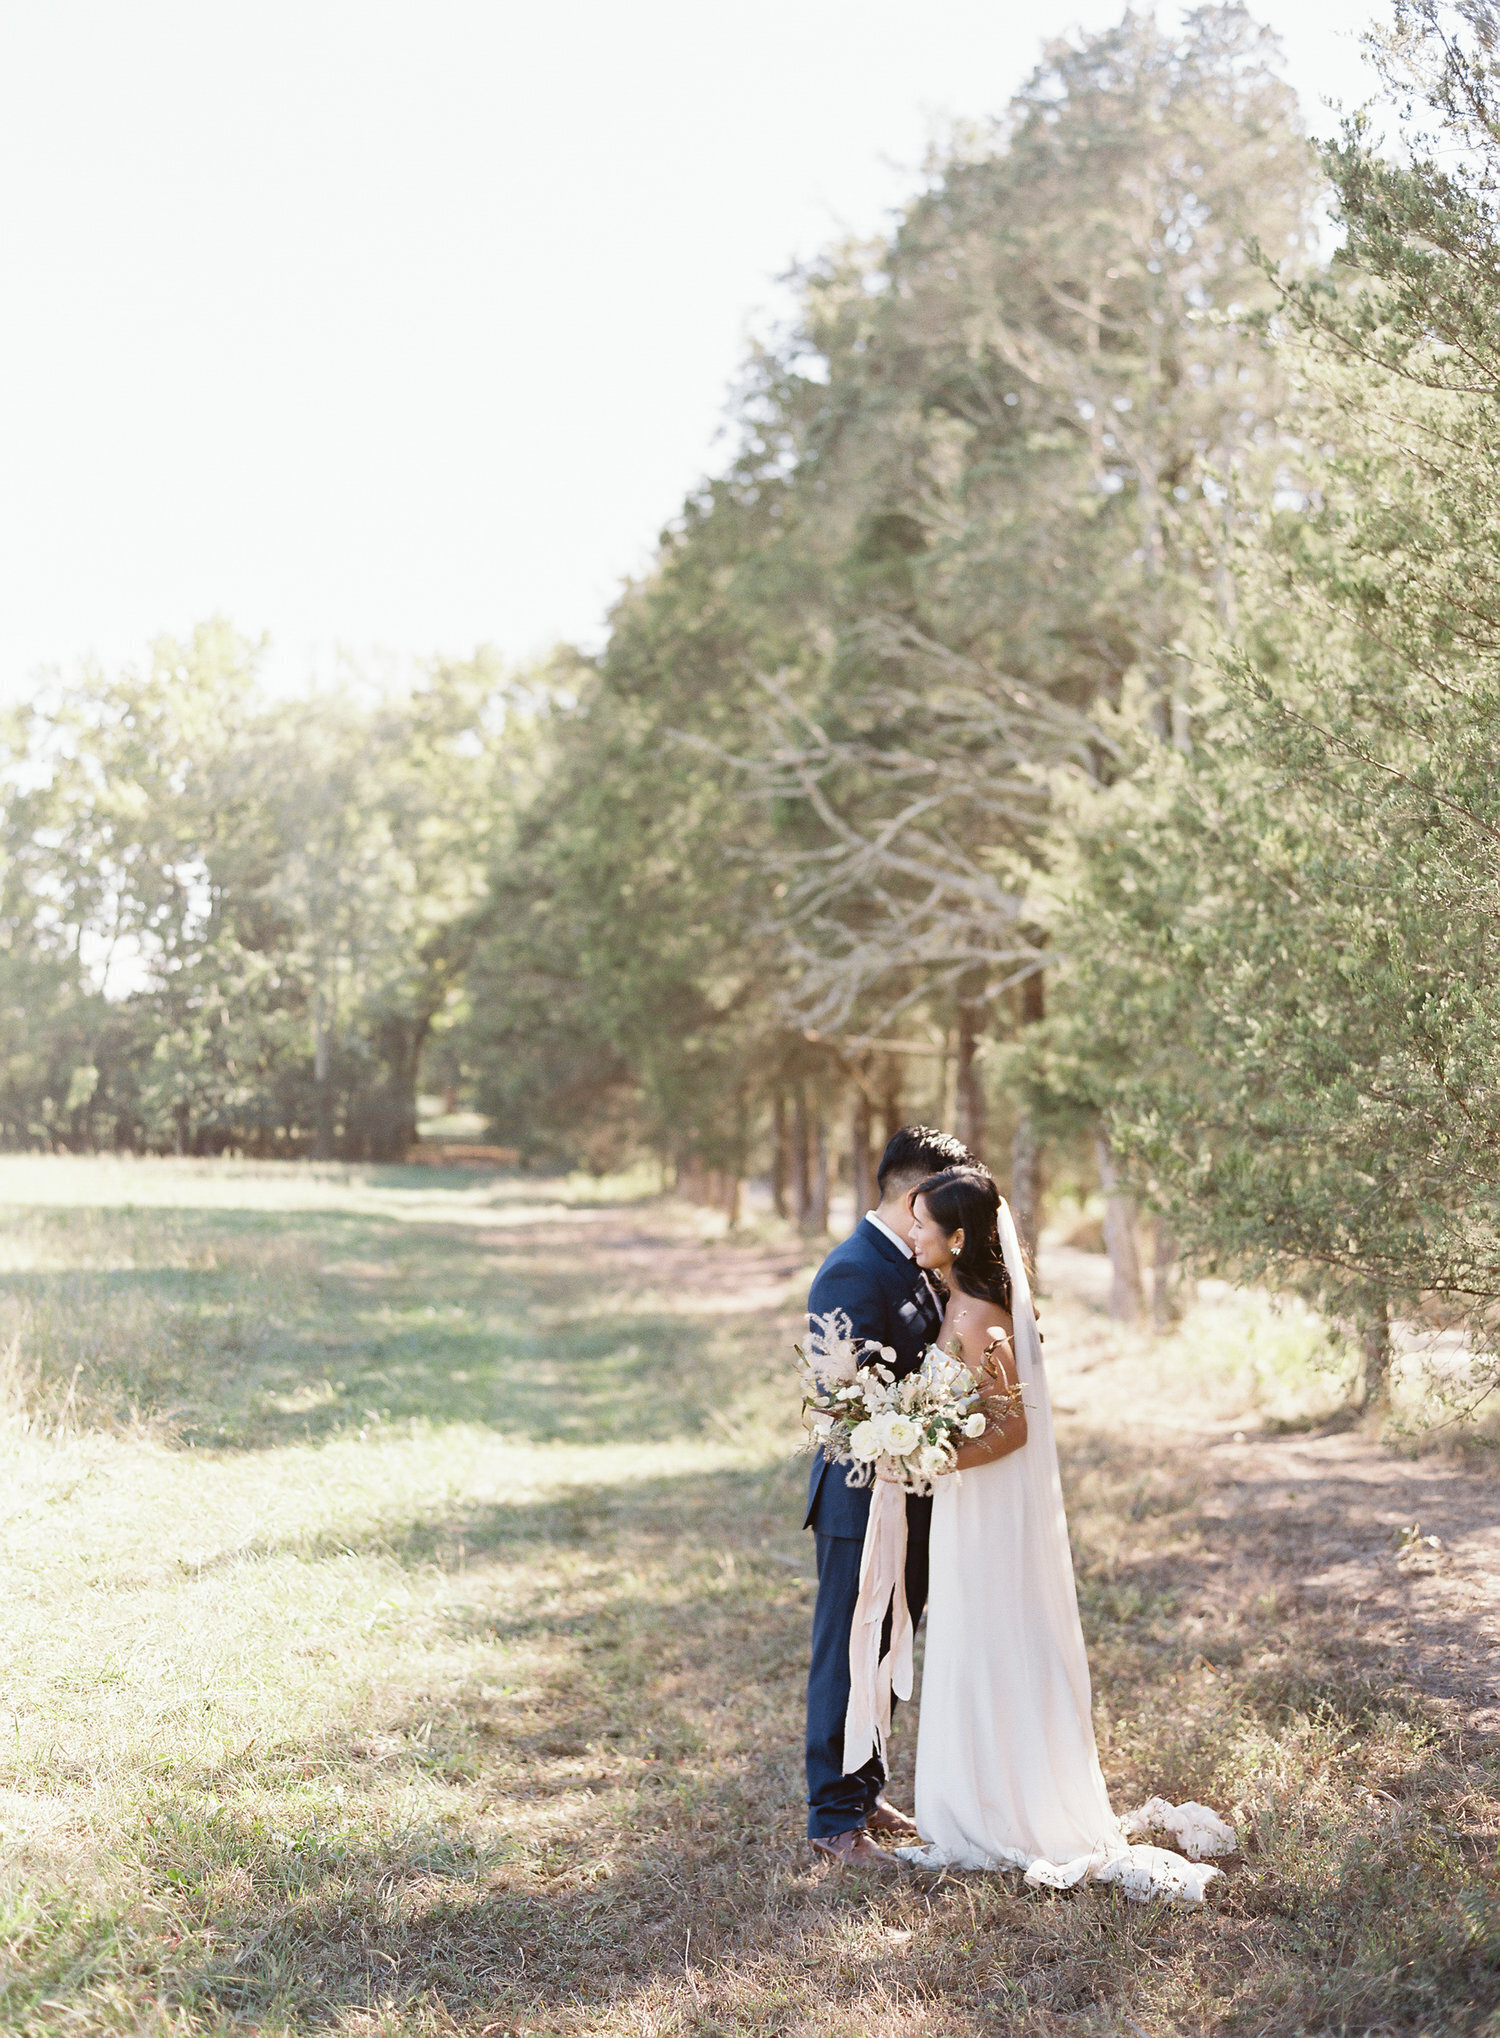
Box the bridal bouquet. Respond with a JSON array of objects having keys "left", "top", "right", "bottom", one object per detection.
[{"left": 796, "top": 1310, "right": 1000, "bottom": 1496}]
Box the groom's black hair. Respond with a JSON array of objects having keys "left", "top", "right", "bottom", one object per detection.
[{"left": 877, "top": 1124, "right": 982, "bottom": 1197}]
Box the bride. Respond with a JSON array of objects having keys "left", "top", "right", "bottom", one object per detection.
[{"left": 892, "top": 1165, "right": 1233, "bottom": 1900}]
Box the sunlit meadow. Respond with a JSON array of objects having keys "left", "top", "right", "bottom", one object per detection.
[{"left": 1, "top": 1157, "right": 1496, "bottom": 2037}]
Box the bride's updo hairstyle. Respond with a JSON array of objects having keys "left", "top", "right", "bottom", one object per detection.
[{"left": 913, "top": 1166, "right": 1012, "bottom": 1310}]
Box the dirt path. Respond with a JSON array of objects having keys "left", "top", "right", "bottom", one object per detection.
[
  {"left": 1187, "top": 1427, "right": 1500, "bottom": 1733},
  {"left": 1035, "top": 1243, "right": 1500, "bottom": 1737}
]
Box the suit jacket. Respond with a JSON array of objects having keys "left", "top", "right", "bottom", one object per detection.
[{"left": 803, "top": 1216, "right": 943, "bottom": 1536}]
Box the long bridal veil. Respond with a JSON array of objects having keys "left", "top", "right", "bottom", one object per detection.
[{"left": 901, "top": 1199, "right": 1235, "bottom": 1901}]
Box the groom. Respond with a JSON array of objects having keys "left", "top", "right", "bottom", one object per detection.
[{"left": 803, "top": 1122, "right": 980, "bottom": 1867}]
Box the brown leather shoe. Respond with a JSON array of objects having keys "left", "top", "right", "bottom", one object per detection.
[
  {"left": 867, "top": 1797, "right": 920, "bottom": 1840},
  {"left": 810, "top": 1827, "right": 898, "bottom": 1870}
]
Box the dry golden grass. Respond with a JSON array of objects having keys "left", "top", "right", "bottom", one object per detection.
[{"left": 0, "top": 1156, "right": 1497, "bottom": 2037}]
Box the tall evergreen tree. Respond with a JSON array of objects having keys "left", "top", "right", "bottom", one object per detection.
[
  {"left": 732, "top": 4, "right": 1316, "bottom": 1038},
  {"left": 1052, "top": 0, "right": 1500, "bottom": 1392},
  {"left": 459, "top": 5, "right": 1323, "bottom": 1198}
]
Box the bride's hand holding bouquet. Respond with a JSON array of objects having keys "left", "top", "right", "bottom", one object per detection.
[
  {"left": 796, "top": 1312, "right": 1022, "bottom": 1495},
  {"left": 947, "top": 1320, "right": 1029, "bottom": 1471}
]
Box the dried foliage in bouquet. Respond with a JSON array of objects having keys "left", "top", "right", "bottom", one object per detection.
[{"left": 795, "top": 1310, "right": 1021, "bottom": 1496}]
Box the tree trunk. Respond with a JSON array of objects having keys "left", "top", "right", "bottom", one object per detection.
[
  {"left": 954, "top": 990, "right": 988, "bottom": 1163},
  {"left": 850, "top": 1084, "right": 874, "bottom": 1216},
  {"left": 791, "top": 1083, "right": 812, "bottom": 1228},
  {"left": 939, "top": 1029, "right": 958, "bottom": 1140},
  {"left": 705, "top": 1170, "right": 741, "bottom": 1225},
  {"left": 1151, "top": 1216, "right": 1189, "bottom": 1330},
  {"left": 1171, "top": 696, "right": 1193, "bottom": 754},
  {"left": 1095, "top": 1132, "right": 1143, "bottom": 1323},
  {"left": 771, "top": 1090, "right": 789, "bottom": 1219},
  {"left": 1010, "top": 965, "right": 1046, "bottom": 1270},
  {"left": 1011, "top": 1109, "right": 1042, "bottom": 1270},
  {"left": 362, "top": 1013, "right": 428, "bottom": 1163},
  {"left": 313, "top": 988, "right": 335, "bottom": 1162},
  {"left": 1360, "top": 1300, "right": 1392, "bottom": 1410},
  {"left": 808, "top": 1097, "right": 830, "bottom": 1235},
  {"left": 878, "top": 1056, "right": 904, "bottom": 1149}
]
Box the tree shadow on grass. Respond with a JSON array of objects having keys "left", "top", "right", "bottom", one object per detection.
[
  {"left": 8, "top": 1457, "right": 847, "bottom": 2034},
  {"left": 1062, "top": 1422, "right": 1500, "bottom": 1736},
  {"left": 179, "top": 1454, "right": 814, "bottom": 1590},
  {"left": 11, "top": 1445, "right": 1500, "bottom": 2036},
  {"left": 30, "top": 1730, "right": 1500, "bottom": 2038},
  {"left": 0, "top": 1203, "right": 795, "bottom": 1451}
]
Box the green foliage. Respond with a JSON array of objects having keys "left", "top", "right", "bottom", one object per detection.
[
  {"left": 456, "top": 5, "right": 1321, "bottom": 1182},
  {"left": 720, "top": 4, "right": 1315, "bottom": 1033},
  {"left": 458, "top": 573, "right": 802, "bottom": 1174},
  {"left": 1048, "top": 0, "right": 1500, "bottom": 1358},
  {"left": 0, "top": 626, "right": 527, "bottom": 1159}
]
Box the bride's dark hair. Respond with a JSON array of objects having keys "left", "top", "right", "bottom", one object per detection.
[{"left": 913, "top": 1166, "right": 1012, "bottom": 1310}]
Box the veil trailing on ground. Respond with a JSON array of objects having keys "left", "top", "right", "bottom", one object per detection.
[{"left": 897, "top": 1199, "right": 1236, "bottom": 1901}]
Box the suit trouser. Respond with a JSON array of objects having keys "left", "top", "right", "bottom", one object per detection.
[{"left": 804, "top": 1496, "right": 931, "bottom": 1839}]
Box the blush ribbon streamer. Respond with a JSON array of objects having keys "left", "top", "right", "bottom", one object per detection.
[{"left": 842, "top": 1476, "right": 912, "bottom": 1774}]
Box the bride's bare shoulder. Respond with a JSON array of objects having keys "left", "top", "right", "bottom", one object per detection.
[{"left": 943, "top": 1293, "right": 1015, "bottom": 1374}]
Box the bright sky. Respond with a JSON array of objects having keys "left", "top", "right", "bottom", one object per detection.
[{"left": 1, "top": 0, "right": 1376, "bottom": 700}]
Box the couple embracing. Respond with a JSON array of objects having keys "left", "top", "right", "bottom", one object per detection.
[{"left": 802, "top": 1125, "right": 1232, "bottom": 1900}]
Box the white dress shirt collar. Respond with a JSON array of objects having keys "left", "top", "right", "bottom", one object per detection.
[{"left": 864, "top": 1209, "right": 914, "bottom": 1259}]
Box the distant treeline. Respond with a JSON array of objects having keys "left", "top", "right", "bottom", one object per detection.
[
  {"left": 0, "top": 640, "right": 519, "bottom": 1163},
  {"left": 5, "top": 4, "right": 1498, "bottom": 1387}
]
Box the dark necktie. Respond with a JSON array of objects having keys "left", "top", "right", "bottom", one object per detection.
[{"left": 917, "top": 1271, "right": 942, "bottom": 1337}]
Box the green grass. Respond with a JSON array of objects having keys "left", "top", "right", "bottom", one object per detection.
[{"left": 1, "top": 1155, "right": 1497, "bottom": 2037}]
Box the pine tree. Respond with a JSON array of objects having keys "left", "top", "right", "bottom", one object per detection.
[{"left": 1053, "top": 0, "right": 1500, "bottom": 1391}]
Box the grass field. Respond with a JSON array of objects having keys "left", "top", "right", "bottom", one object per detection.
[{"left": 1, "top": 1156, "right": 1497, "bottom": 2038}]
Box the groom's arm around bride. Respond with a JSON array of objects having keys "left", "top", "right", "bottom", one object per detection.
[{"left": 802, "top": 1123, "right": 979, "bottom": 1866}]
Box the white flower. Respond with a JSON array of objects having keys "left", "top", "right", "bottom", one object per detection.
[
  {"left": 962, "top": 1411, "right": 988, "bottom": 1438},
  {"left": 920, "top": 1351, "right": 973, "bottom": 1397},
  {"left": 918, "top": 1443, "right": 949, "bottom": 1478},
  {"left": 877, "top": 1413, "right": 921, "bottom": 1455},
  {"left": 811, "top": 1412, "right": 834, "bottom": 1437},
  {"left": 848, "top": 1420, "right": 882, "bottom": 1461}
]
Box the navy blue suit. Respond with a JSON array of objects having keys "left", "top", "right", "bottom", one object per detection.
[{"left": 803, "top": 1216, "right": 941, "bottom": 1838}]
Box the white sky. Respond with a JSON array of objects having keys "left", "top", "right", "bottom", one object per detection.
[{"left": 0, "top": 0, "right": 1376, "bottom": 700}]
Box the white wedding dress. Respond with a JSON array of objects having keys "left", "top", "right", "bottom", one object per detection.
[{"left": 898, "top": 1202, "right": 1234, "bottom": 1901}]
